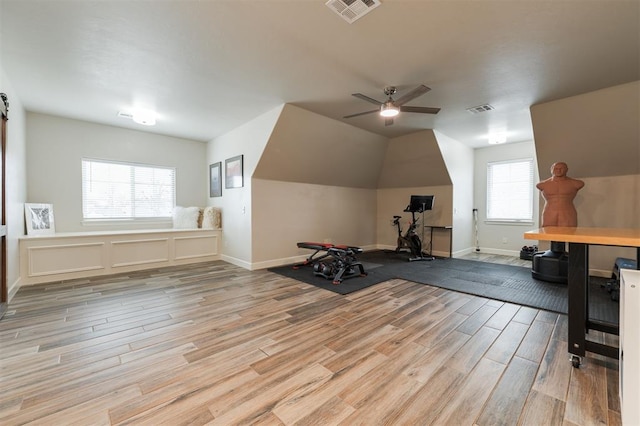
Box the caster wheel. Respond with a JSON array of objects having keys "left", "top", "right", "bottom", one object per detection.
[{"left": 571, "top": 355, "right": 581, "bottom": 368}]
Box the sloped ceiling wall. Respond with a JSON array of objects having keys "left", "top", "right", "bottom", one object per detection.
[
  {"left": 378, "top": 130, "right": 452, "bottom": 188},
  {"left": 254, "top": 105, "right": 453, "bottom": 190},
  {"left": 531, "top": 81, "right": 639, "bottom": 179},
  {"left": 253, "top": 104, "right": 388, "bottom": 189},
  {"left": 530, "top": 81, "right": 639, "bottom": 272},
  {"left": 252, "top": 106, "right": 456, "bottom": 261}
]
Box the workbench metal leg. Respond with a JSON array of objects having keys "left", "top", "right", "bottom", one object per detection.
[{"left": 568, "top": 242, "right": 588, "bottom": 366}]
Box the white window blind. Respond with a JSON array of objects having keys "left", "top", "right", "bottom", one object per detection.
[
  {"left": 486, "top": 158, "right": 533, "bottom": 221},
  {"left": 82, "top": 159, "right": 175, "bottom": 220}
]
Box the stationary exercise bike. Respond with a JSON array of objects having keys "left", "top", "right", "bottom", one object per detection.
[
  {"left": 392, "top": 195, "right": 435, "bottom": 262},
  {"left": 392, "top": 215, "right": 424, "bottom": 261}
]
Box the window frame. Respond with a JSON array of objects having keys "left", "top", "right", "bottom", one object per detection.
[
  {"left": 486, "top": 158, "right": 534, "bottom": 224},
  {"left": 81, "top": 158, "right": 176, "bottom": 222}
]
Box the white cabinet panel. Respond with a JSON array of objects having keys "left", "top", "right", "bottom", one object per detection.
[
  {"left": 620, "top": 268, "right": 640, "bottom": 425},
  {"left": 20, "top": 229, "right": 221, "bottom": 285}
]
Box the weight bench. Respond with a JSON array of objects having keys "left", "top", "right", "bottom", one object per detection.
[{"left": 294, "top": 242, "right": 367, "bottom": 285}]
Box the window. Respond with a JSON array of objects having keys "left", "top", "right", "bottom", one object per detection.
[
  {"left": 82, "top": 159, "right": 175, "bottom": 220},
  {"left": 486, "top": 158, "right": 533, "bottom": 222}
]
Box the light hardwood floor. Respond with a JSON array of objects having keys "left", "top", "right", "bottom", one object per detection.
[
  {"left": 0, "top": 255, "right": 621, "bottom": 425},
  {"left": 459, "top": 251, "right": 533, "bottom": 268}
]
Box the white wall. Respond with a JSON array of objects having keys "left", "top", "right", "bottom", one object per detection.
[
  {"left": 473, "top": 140, "right": 540, "bottom": 255},
  {"left": 207, "top": 105, "right": 283, "bottom": 268},
  {"left": 1, "top": 67, "right": 28, "bottom": 300},
  {"left": 435, "top": 131, "right": 475, "bottom": 255},
  {"left": 26, "top": 113, "right": 208, "bottom": 232}
]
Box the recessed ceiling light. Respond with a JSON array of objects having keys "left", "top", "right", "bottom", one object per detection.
[
  {"left": 117, "top": 109, "right": 157, "bottom": 126},
  {"left": 132, "top": 110, "right": 156, "bottom": 126},
  {"left": 488, "top": 133, "right": 507, "bottom": 144}
]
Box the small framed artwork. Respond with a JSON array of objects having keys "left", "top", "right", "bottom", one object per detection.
[
  {"left": 25, "top": 203, "right": 55, "bottom": 235},
  {"left": 209, "top": 162, "right": 222, "bottom": 197},
  {"left": 225, "top": 155, "right": 243, "bottom": 189}
]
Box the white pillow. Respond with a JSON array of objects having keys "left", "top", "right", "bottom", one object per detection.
[
  {"left": 201, "top": 207, "right": 222, "bottom": 229},
  {"left": 172, "top": 206, "right": 200, "bottom": 229}
]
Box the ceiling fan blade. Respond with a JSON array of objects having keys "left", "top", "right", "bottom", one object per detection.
[
  {"left": 399, "top": 105, "right": 441, "bottom": 114},
  {"left": 352, "top": 93, "right": 383, "bottom": 105},
  {"left": 343, "top": 109, "right": 379, "bottom": 119},
  {"left": 384, "top": 117, "right": 394, "bottom": 126},
  {"left": 393, "top": 85, "right": 431, "bottom": 106}
]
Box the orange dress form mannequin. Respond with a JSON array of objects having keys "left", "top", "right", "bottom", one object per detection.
[
  {"left": 532, "top": 162, "right": 584, "bottom": 283},
  {"left": 537, "top": 162, "right": 585, "bottom": 228}
]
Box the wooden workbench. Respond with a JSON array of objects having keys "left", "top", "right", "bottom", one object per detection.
[{"left": 524, "top": 227, "right": 640, "bottom": 367}]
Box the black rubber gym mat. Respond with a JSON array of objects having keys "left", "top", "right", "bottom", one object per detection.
[{"left": 268, "top": 250, "right": 617, "bottom": 322}]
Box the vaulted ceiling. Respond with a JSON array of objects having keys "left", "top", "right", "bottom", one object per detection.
[{"left": 1, "top": 0, "right": 638, "bottom": 147}]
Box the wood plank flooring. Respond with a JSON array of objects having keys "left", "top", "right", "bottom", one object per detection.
[{"left": 0, "top": 254, "right": 621, "bottom": 425}]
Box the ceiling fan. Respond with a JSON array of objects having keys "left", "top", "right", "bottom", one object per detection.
[{"left": 343, "top": 85, "right": 440, "bottom": 126}]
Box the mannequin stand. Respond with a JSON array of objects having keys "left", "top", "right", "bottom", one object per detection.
[{"left": 532, "top": 241, "right": 568, "bottom": 284}]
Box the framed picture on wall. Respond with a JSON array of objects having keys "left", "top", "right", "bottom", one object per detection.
[
  {"left": 25, "top": 203, "right": 56, "bottom": 235},
  {"left": 225, "top": 155, "right": 243, "bottom": 189},
  {"left": 209, "top": 162, "right": 222, "bottom": 197}
]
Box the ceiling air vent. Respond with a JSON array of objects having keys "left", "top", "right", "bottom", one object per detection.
[
  {"left": 326, "top": 0, "right": 381, "bottom": 24},
  {"left": 466, "top": 104, "right": 495, "bottom": 114}
]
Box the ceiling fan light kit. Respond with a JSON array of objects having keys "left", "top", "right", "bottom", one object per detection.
[
  {"left": 344, "top": 84, "right": 440, "bottom": 126},
  {"left": 380, "top": 102, "right": 399, "bottom": 117}
]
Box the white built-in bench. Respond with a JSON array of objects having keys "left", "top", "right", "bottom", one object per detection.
[{"left": 19, "top": 228, "right": 222, "bottom": 286}]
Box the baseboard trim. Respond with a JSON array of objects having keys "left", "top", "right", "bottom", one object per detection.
[
  {"left": 8, "top": 277, "right": 21, "bottom": 302},
  {"left": 474, "top": 247, "right": 521, "bottom": 257},
  {"left": 220, "top": 254, "right": 253, "bottom": 270}
]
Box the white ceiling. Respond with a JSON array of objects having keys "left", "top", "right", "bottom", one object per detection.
[{"left": 1, "top": 0, "right": 638, "bottom": 148}]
